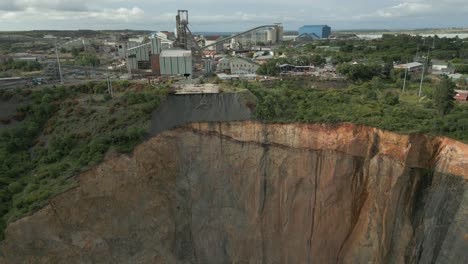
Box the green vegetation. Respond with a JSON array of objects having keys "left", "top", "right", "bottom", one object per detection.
[
  {"left": 336, "top": 63, "right": 383, "bottom": 82},
  {"left": 0, "top": 59, "right": 42, "bottom": 72},
  {"left": 434, "top": 76, "right": 456, "bottom": 115},
  {"left": 62, "top": 50, "right": 102, "bottom": 67},
  {"left": 73, "top": 52, "right": 101, "bottom": 67},
  {"left": 0, "top": 83, "right": 167, "bottom": 238},
  {"left": 229, "top": 78, "right": 468, "bottom": 142},
  {"left": 454, "top": 64, "right": 468, "bottom": 74},
  {"left": 330, "top": 34, "right": 467, "bottom": 61},
  {"left": 279, "top": 34, "right": 468, "bottom": 69}
]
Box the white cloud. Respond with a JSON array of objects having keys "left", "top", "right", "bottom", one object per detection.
[
  {"left": 0, "top": 6, "right": 146, "bottom": 26},
  {"left": 0, "top": 0, "right": 467, "bottom": 30},
  {"left": 0, "top": 0, "right": 89, "bottom": 12},
  {"left": 354, "top": 0, "right": 468, "bottom": 21},
  {"left": 0, "top": 12, "right": 17, "bottom": 20}
]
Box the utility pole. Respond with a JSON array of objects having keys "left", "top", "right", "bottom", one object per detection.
[
  {"left": 418, "top": 47, "right": 431, "bottom": 97},
  {"left": 55, "top": 40, "right": 64, "bottom": 84},
  {"left": 402, "top": 61, "right": 408, "bottom": 92}
]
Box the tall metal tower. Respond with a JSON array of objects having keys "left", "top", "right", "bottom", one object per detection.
[{"left": 176, "top": 10, "right": 189, "bottom": 50}]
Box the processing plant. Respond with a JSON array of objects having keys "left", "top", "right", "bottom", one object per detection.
[{"left": 123, "top": 10, "right": 284, "bottom": 78}]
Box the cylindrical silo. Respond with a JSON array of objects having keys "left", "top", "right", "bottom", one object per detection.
[
  {"left": 275, "top": 23, "right": 284, "bottom": 42},
  {"left": 266, "top": 28, "right": 277, "bottom": 44}
]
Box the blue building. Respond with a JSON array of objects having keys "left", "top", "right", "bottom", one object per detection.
[{"left": 298, "top": 25, "right": 331, "bottom": 39}]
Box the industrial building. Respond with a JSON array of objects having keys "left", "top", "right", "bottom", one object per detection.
[
  {"left": 298, "top": 25, "right": 331, "bottom": 39},
  {"left": 122, "top": 10, "right": 286, "bottom": 78},
  {"left": 230, "top": 24, "right": 283, "bottom": 50},
  {"left": 118, "top": 42, "right": 140, "bottom": 59},
  {"left": 126, "top": 37, "right": 163, "bottom": 71},
  {"left": 159, "top": 49, "right": 193, "bottom": 76},
  {"left": 394, "top": 62, "right": 424, "bottom": 74},
  {"left": 150, "top": 32, "right": 174, "bottom": 49},
  {"left": 202, "top": 35, "right": 224, "bottom": 51},
  {"left": 217, "top": 57, "right": 259, "bottom": 74}
]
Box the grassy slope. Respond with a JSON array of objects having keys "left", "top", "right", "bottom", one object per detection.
[{"left": 0, "top": 83, "right": 167, "bottom": 237}]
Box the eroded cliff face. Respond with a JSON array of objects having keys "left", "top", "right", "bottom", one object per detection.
[{"left": 1, "top": 122, "right": 467, "bottom": 264}]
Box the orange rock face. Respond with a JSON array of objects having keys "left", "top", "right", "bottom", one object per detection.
[{"left": 1, "top": 122, "right": 467, "bottom": 263}]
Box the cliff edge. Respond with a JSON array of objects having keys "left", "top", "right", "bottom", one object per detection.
[{"left": 1, "top": 122, "right": 467, "bottom": 263}]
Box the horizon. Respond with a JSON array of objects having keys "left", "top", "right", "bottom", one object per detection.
[
  {"left": 1, "top": 1, "right": 468, "bottom": 32},
  {"left": 1, "top": 26, "right": 468, "bottom": 34}
]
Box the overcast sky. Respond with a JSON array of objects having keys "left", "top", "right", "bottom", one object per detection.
[{"left": 0, "top": 0, "right": 467, "bottom": 31}]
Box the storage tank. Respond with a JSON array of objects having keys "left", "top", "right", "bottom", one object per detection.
[
  {"left": 266, "top": 28, "right": 277, "bottom": 44},
  {"left": 275, "top": 23, "right": 284, "bottom": 42}
]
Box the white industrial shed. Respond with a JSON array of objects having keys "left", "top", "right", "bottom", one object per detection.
[{"left": 159, "top": 49, "right": 193, "bottom": 76}]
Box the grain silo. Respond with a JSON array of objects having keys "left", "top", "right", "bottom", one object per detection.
[
  {"left": 266, "top": 28, "right": 277, "bottom": 44},
  {"left": 275, "top": 23, "right": 284, "bottom": 42}
]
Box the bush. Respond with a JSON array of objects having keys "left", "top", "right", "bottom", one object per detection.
[
  {"left": 247, "top": 79, "right": 468, "bottom": 141},
  {"left": 454, "top": 64, "right": 468, "bottom": 74},
  {"left": 8, "top": 182, "right": 23, "bottom": 194},
  {"left": 380, "top": 91, "right": 400, "bottom": 106}
]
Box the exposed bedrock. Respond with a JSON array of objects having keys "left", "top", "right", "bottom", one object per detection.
[{"left": 1, "top": 122, "right": 467, "bottom": 263}]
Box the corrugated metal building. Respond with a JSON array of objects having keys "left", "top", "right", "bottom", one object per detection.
[
  {"left": 150, "top": 37, "right": 162, "bottom": 55},
  {"left": 127, "top": 37, "right": 162, "bottom": 70},
  {"left": 127, "top": 43, "right": 150, "bottom": 69},
  {"left": 159, "top": 49, "right": 193, "bottom": 76},
  {"left": 203, "top": 59, "right": 214, "bottom": 74}
]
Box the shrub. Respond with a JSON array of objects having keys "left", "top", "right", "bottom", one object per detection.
[{"left": 8, "top": 182, "right": 23, "bottom": 194}]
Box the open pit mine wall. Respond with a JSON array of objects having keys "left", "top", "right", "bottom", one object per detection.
[
  {"left": 149, "top": 93, "right": 252, "bottom": 135},
  {"left": 1, "top": 121, "right": 467, "bottom": 264}
]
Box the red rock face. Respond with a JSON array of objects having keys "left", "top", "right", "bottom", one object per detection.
[{"left": 1, "top": 122, "right": 467, "bottom": 264}]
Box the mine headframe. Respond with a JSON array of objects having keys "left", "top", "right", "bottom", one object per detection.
[{"left": 175, "top": 10, "right": 190, "bottom": 50}]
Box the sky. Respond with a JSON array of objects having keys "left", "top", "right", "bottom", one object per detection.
[{"left": 0, "top": 0, "right": 467, "bottom": 31}]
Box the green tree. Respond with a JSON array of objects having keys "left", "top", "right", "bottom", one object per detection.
[
  {"left": 458, "top": 118, "right": 468, "bottom": 131},
  {"left": 434, "top": 76, "right": 456, "bottom": 115},
  {"left": 337, "top": 63, "right": 383, "bottom": 82},
  {"left": 257, "top": 61, "right": 279, "bottom": 76},
  {"left": 454, "top": 64, "right": 468, "bottom": 74},
  {"left": 255, "top": 94, "right": 280, "bottom": 119},
  {"left": 390, "top": 68, "right": 409, "bottom": 83},
  {"left": 75, "top": 53, "right": 100, "bottom": 67},
  {"left": 331, "top": 54, "right": 352, "bottom": 65},
  {"left": 380, "top": 90, "right": 400, "bottom": 106}
]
